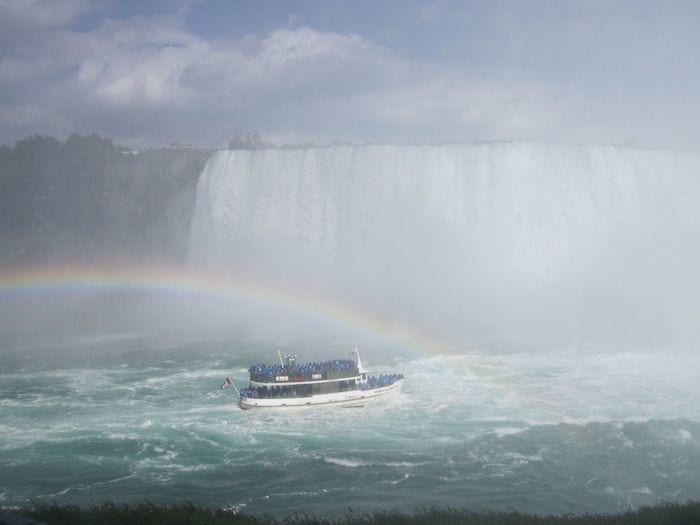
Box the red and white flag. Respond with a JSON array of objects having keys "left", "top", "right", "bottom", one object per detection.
[{"left": 221, "top": 376, "right": 233, "bottom": 389}]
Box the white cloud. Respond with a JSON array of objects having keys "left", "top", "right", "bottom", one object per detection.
[{"left": 0, "top": 4, "right": 698, "bottom": 149}]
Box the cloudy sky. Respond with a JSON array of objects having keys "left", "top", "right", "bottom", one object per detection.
[{"left": 1, "top": 0, "right": 699, "bottom": 148}]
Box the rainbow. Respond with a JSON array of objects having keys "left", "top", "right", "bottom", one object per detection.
[{"left": 0, "top": 263, "right": 455, "bottom": 355}]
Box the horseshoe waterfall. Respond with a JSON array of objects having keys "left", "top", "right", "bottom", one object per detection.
[{"left": 188, "top": 142, "right": 700, "bottom": 346}]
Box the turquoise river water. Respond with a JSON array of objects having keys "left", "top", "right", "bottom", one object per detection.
[{"left": 2, "top": 333, "right": 700, "bottom": 516}]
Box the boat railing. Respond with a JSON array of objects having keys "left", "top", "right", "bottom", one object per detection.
[
  {"left": 250, "top": 367, "right": 360, "bottom": 383},
  {"left": 358, "top": 373, "right": 404, "bottom": 390},
  {"left": 248, "top": 359, "right": 359, "bottom": 383}
]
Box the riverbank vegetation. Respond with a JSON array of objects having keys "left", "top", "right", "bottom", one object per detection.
[{"left": 12, "top": 500, "right": 700, "bottom": 525}]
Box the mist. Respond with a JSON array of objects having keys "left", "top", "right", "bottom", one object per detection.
[
  {"left": 2, "top": 136, "right": 698, "bottom": 354},
  {"left": 184, "top": 142, "right": 700, "bottom": 349}
]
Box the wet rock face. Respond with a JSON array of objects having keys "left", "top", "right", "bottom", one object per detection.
[{"left": 0, "top": 134, "right": 212, "bottom": 265}]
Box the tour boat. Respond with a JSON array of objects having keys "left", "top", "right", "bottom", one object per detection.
[{"left": 224, "top": 348, "right": 403, "bottom": 409}]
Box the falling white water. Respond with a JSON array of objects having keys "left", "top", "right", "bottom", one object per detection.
[{"left": 188, "top": 142, "right": 700, "bottom": 346}]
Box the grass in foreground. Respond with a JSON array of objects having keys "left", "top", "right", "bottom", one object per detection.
[{"left": 13, "top": 500, "right": 700, "bottom": 525}]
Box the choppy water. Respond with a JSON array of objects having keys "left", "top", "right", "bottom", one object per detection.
[{"left": 1, "top": 334, "right": 700, "bottom": 516}]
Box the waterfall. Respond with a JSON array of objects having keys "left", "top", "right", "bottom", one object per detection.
[{"left": 188, "top": 142, "right": 700, "bottom": 344}]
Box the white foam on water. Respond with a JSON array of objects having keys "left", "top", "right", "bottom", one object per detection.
[
  {"left": 323, "top": 457, "right": 370, "bottom": 468},
  {"left": 388, "top": 474, "right": 412, "bottom": 485},
  {"left": 678, "top": 429, "right": 692, "bottom": 442},
  {"left": 400, "top": 349, "right": 700, "bottom": 425},
  {"left": 384, "top": 461, "right": 428, "bottom": 468},
  {"left": 491, "top": 427, "right": 529, "bottom": 438},
  {"left": 629, "top": 487, "right": 653, "bottom": 495}
]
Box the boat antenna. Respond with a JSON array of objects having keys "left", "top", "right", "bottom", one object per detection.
[{"left": 277, "top": 348, "right": 284, "bottom": 367}]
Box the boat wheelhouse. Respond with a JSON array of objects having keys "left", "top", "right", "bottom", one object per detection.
[{"left": 236, "top": 348, "right": 403, "bottom": 409}]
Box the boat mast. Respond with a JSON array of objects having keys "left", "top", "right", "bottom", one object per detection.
[{"left": 222, "top": 376, "right": 241, "bottom": 396}]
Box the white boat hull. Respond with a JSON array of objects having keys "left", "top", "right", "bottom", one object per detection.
[{"left": 239, "top": 379, "right": 402, "bottom": 409}]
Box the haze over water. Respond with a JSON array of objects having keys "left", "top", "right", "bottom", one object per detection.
[{"left": 2, "top": 142, "right": 700, "bottom": 515}]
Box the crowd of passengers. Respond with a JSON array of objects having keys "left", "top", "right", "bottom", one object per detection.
[
  {"left": 240, "top": 384, "right": 312, "bottom": 399},
  {"left": 359, "top": 373, "right": 404, "bottom": 390},
  {"left": 248, "top": 359, "right": 357, "bottom": 381},
  {"left": 240, "top": 373, "right": 403, "bottom": 398}
]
